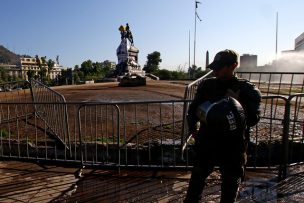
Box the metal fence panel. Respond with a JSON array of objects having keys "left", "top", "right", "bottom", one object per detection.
[
  {"left": 0, "top": 75, "right": 303, "bottom": 179},
  {"left": 30, "top": 80, "right": 71, "bottom": 151},
  {"left": 77, "top": 104, "right": 120, "bottom": 166},
  {"left": 287, "top": 94, "right": 304, "bottom": 166},
  {"left": 77, "top": 100, "right": 185, "bottom": 168}
]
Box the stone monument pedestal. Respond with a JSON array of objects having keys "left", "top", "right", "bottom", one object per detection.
[{"left": 115, "top": 24, "right": 146, "bottom": 86}]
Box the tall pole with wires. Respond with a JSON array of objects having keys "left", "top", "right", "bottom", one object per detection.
[{"left": 194, "top": 1, "right": 202, "bottom": 68}]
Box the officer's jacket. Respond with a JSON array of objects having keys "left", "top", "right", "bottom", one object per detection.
[{"left": 187, "top": 75, "right": 261, "bottom": 138}]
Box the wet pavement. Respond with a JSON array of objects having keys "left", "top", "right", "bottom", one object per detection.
[{"left": 0, "top": 160, "right": 303, "bottom": 202}]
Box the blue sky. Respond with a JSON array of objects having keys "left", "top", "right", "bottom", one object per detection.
[{"left": 1, "top": 0, "right": 303, "bottom": 70}]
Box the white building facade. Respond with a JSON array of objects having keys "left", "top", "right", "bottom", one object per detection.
[
  {"left": 295, "top": 32, "right": 304, "bottom": 51},
  {"left": 20, "top": 57, "right": 62, "bottom": 80}
]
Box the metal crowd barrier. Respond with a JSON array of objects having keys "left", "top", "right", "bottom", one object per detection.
[
  {"left": 0, "top": 98, "right": 302, "bottom": 174},
  {"left": 77, "top": 100, "right": 185, "bottom": 168},
  {"left": 0, "top": 100, "right": 186, "bottom": 168},
  {"left": 182, "top": 71, "right": 304, "bottom": 147},
  {"left": 236, "top": 71, "right": 304, "bottom": 96},
  {"left": 30, "top": 80, "right": 71, "bottom": 152},
  {"left": 182, "top": 71, "right": 304, "bottom": 179},
  {"left": 0, "top": 74, "right": 303, "bottom": 180}
]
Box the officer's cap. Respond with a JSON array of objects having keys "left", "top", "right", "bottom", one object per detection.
[{"left": 208, "top": 49, "right": 238, "bottom": 71}]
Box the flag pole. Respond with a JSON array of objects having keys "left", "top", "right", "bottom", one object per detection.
[
  {"left": 275, "top": 12, "right": 278, "bottom": 61},
  {"left": 194, "top": 1, "right": 197, "bottom": 67},
  {"left": 194, "top": 1, "right": 202, "bottom": 69},
  {"left": 188, "top": 30, "right": 191, "bottom": 78}
]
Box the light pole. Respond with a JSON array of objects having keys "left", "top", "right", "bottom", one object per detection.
[
  {"left": 193, "top": 1, "right": 202, "bottom": 68},
  {"left": 188, "top": 30, "right": 191, "bottom": 78}
]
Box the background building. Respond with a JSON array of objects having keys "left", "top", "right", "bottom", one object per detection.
[
  {"left": 237, "top": 32, "right": 304, "bottom": 73},
  {"left": 0, "top": 64, "right": 21, "bottom": 79},
  {"left": 20, "top": 57, "right": 42, "bottom": 80},
  {"left": 0, "top": 45, "right": 65, "bottom": 82},
  {"left": 239, "top": 54, "right": 257, "bottom": 69},
  {"left": 295, "top": 32, "right": 304, "bottom": 51},
  {"left": 20, "top": 56, "right": 62, "bottom": 80},
  {"left": 103, "top": 60, "right": 116, "bottom": 69}
]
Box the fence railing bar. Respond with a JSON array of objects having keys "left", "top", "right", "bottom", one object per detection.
[
  {"left": 268, "top": 98, "right": 274, "bottom": 169},
  {"left": 172, "top": 102, "right": 176, "bottom": 167},
  {"left": 123, "top": 104, "right": 127, "bottom": 166},
  {"left": 274, "top": 73, "right": 283, "bottom": 117}
]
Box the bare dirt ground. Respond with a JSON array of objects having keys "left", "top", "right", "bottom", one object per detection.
[{"left": 52, "top": 80, "right": 189, "bottom": 102}]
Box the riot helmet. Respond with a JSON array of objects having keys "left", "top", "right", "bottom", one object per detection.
[{"left": 196, "top": 97, "right": 246, "bottom": 134}]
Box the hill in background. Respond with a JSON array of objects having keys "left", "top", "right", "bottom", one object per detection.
[{"left": 0, "top": 45, "right": 20, "bottom": 65}]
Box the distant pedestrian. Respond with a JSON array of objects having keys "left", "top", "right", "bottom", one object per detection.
[{"left": 184, "top": 49, "right": 261, "bottom": 203}]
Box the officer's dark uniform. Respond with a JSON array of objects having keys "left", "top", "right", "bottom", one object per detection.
[{"left": 184, "top": 75, "right": 261, "bottom": 203}]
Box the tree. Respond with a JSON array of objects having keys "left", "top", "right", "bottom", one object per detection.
[
  {"left": 188, "top": 64, "right": 197, "bottom": 79},
  {"left": 38, "top": 67, "right": 47, "bottom": 83},
  {"left": 47, "top": 59, "right": 55, "bottom": 74},
  {"left": 58, "top": 68, "right": 73, "bottom": 85},
  {"left": 99, "top": 61, "right": 113, "bottom": 77},
  {"left": 35, "top": 55, "right": 47, "bottom": 83},
  {"left": 73, "top": 72, "right": 80, "bottom": 84},
  {"left": 92, "top": 62, "right": 102, "bottom": 74},
  {"left": 195, "top": 68, "right": 208, "bottom": 79},
  {"left": 74, "top": 65, "right": 80, "bottom": 71},
  {"left": 41, "top": 56, "right": 46, "bottom": 64},
  {"left": 27, "top": 70, "right": 35, "bottom": 80},
  {"left": 188, "top": 65, "right": 207, "bottom": 79},
  {"left": 156, "top": 69, "right": 172, "bottom": 80},
  {"left": 143, "top": 51, "right": 162, "bottom": 73},
  {"left": 0, "top": 67, "right": 9, "bottom": 82},
  {"left": 171, "top": 70, "right": 187, "bottom": 80},
  {"left": 80, "top": 60, "right": 93, "bottom": 76}
]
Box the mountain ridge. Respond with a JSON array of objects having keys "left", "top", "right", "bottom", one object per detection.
[{"left": 0, "top": 45, "right": 20, "bottom": 65}]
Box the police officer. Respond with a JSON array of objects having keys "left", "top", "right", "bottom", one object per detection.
[{"left": 184, "top": 49, "right": 261, "bottom": 203}]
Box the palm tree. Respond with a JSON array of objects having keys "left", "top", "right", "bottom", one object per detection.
[{"left": 47, "top": 59, "right": 55, "bottom": 76}]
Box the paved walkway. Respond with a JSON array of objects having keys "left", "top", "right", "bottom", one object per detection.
[{"left": 0, "top": 160, "right": 303, "bottom": 202}]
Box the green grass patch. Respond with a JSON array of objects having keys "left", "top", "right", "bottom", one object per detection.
[{"left": 0, "top": 129, "right": 9, "bottom": 138}]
